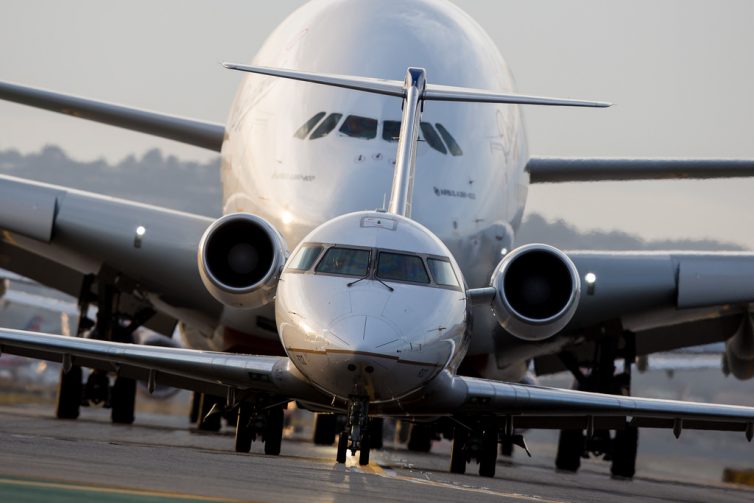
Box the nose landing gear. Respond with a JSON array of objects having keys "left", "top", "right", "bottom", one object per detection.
[{"left": 336, "top": 398, "right": 371, "bottom": 466}]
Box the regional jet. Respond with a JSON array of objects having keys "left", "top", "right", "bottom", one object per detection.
[{"left": 3, "top": 0, "right": 754, "bottom": 479}]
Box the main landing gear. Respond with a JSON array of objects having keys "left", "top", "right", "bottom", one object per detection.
[
  {"left": 56, "top": 274, "right": 153, "bottom": 424},
  {"left": 449, "top": 416, "right": 531, "bottom": 478},
  {"left": 555, "top": 329, "right": 638, "bottom": 479},
  {"left": 336, "top": 398, "right": 372, "bottom": 466},
  {"left": 233, "top": 398, "right": 286, "bottom": 456}
]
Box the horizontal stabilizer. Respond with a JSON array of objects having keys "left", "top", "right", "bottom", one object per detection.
[
  {"left": 528, "top": 157, "right": 754, "bottom": 183},
  {"left": 0, "top": 81, "right": 226, "bottom": 152},
  {"left": 222, "top": 63, "right": 610, "bottom": 108}
]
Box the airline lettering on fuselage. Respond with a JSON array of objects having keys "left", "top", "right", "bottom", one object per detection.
[
  {"left": 271, "top": 172, "right": 316, "bottom": 182},
  {"left": 433, "top": 187, "right": 476, "bottom": 200}
]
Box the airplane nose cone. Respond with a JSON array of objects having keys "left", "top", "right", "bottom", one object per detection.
[{"left": 328, "top": 314, "right": 400, "bottom": 352}]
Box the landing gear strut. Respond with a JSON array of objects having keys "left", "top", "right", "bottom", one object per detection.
[
  {"left": 555, "top": 328, "right": 638, "bottom": 479},
  {"left": 336, "top": 398, "right": 371, "bottom": 466}
]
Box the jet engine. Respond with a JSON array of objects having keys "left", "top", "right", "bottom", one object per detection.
[
  {"left": 725, "top": 314, "right": 754, "bottom": 380},
  {"left": 490, "top": 244, "right": 580, "bottom": 341},
  {"left": 198, "top": 213, "right": 287, "bottom": 308}
]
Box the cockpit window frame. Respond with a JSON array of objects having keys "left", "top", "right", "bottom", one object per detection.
[
  {"left": 286, "top": 242, "right": 463, "bottom": 291},
  {"left": 375, "top": 250, "right": 431, "bottom": 285}
]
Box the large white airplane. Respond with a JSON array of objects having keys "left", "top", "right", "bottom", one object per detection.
[{"left": 2, "top": 0, "right": 754, "bottom": 479}]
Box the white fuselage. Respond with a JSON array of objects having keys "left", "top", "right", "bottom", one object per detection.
[{"left": 220, "top": 0, "right": 530, "bottom": 399}]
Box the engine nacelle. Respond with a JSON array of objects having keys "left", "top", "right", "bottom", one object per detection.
[
  {"left": 198, "top": 213, "right": 287, "bottom": 308},
  {"left": 490, "top": 244, "right": 580, "bottom": 341}
]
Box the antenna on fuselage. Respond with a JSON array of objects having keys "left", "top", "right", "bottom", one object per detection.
[{"left": 222, "top": 62, "right": 611, "bottom": 218}]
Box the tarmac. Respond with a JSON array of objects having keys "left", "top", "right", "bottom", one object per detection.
[{"left": 0, "top": 402, "right": 753, "bottom": 503}]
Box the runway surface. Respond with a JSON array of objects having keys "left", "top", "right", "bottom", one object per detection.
[{"left": 0, "top": 404, "right": 752, "bottom": 502}]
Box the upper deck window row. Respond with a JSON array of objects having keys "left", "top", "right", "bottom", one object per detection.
[{"left": 294, "top": 112, "right": 463, "bottom": 156}]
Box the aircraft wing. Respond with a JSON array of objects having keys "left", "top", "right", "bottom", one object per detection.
[
  {"left": 1, "top": 326, "right": 751, "bottom": 436},
  {"left": 0, "top": 327, "right": 323, "bottom": 402},
  {"left": 0, "top": 174, "right": 222, "bottom": 335},
  {"left": 0, "top": 80, "right": 225, "bottom": 151},
  {"left": 527, "top": 157, "right": 754, "bottom": 183},
  {"left": 418, "top": 371, "right": 754, "bottom": 435}
]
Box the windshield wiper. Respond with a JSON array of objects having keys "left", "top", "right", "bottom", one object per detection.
[
  {"left": 347, "top": 274, "right": 370, "bottom": 288},
  {"left": 347, "top": 274, "right": 394, "bottom": 292}
]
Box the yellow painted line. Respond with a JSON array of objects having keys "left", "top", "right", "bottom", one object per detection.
[
  {"left": 0, "top": 477, "right": 248, "bottom": 502},
  {"left": 723, "top": 468, "right": 754, "bottom": 487}
]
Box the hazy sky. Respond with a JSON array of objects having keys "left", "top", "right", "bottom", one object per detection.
[{"left": 2, "top": 1, "right": 754, "bottom": 248}]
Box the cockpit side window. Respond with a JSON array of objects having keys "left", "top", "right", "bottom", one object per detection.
[
  {"left": 376, "top": 252, "right": 430, "bottom": 284},
  {"left": 294, "top": 112, "right": 326, "bottom": 139},
  {"left": 435, "top": 124, "right": 463, "bottom": 156},
  {"left": 310, "top": 113, "right": 343, "bottom": 140},
  {"left": 420, "top": 122, "right": 447, "bottom": 155},
  {"left": 288, "top": 244, "right": 324, "bottom": 271},
  {"left": 315, "top": 247, "right": 370, "bottom": 277},
  {"left": 427, "top": 258, "right": 459, "bottom": 287},
  {"left": 339, "top": 115, "right": 378, "bottom": 139},
  {"left": 382, "top": 120, "right": 401, "bottom": 142}
]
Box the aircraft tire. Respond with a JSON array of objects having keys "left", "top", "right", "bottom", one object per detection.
[
  {"left": 407, "top": 423, "right": 432, "bottom": 452},
  {"left": 555, "top": 429, "right": 584, "bottom": 472},
  {"left": 449, "top": 427, "right": 468, "bottom": 474},
  {"left": 610, "top": 422, "right": 638, "bottom": 479},
  {"left": 313, "top": 414, "right": 338, "bottom": 445},
  {"left": 197, "top": 394, "right": 222, "bottom": 431},
  {"left": 189, "top": 391, "right": 201, "bottom": 423},
  {"left": 368, "top": 417, "right": 384, "bottom": 450},
  {"left": 500, "top": 437, "right": 514, "bottom": 457},
  {"left": 111, "top": 376, "right": 136, "bottom": 424},
  {"left": 56, "top": 366, "right": 82, "bottom": 420},
  {"left": 478, "top": 427, "right": 497, "bottom": 478},
  {"left": 358, "top": 431, "right": 371, "bottom": 466},
  {"left": 336, "top": 432, "right": 348, "bottom": 463},
  {"left": 235, "top": 403, "right": 252, "bottom": 453},
  {"left": 264, "top": 406, "right": 284, "bottom": 456}
]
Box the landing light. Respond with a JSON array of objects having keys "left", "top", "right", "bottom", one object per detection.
[
  {"left": 134, "top": 225, "right": 146, "bottom": 248},
  {"left": 585, "top": 272, "right": 597, "bottom": 295}
]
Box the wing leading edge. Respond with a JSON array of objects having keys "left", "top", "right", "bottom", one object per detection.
[
  {"left": 0, "top": 80, "right": 225, "bottom": 152},
  {"left": 527, "top": 157, "right": 754, "bottom": 183}
]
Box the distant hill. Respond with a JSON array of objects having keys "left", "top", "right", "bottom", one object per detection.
[{"left": 0, "top": 146, "right": 744, "bottom": 251}]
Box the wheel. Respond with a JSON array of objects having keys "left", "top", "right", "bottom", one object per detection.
[
  {"left": 555, "top": 429, "right": 584, "bottom": 472},
  {"left": 358, "top": 431, "right": 371, "bottom": 466},
  {"left": 369, "top": 418, "right": 384, "bottom": 450},
  {"left": 197, "top": 394, "right": 222, "bottom": 432},
  {"left": 56, "top": 366, "right": 82, "bottom": 419},
  {"left": 189, "top": 391, "right": 201, "bottom": 423},
  {"left": 500, "top": 437, "right": 514, "bottom": 457},
  {"left": 234, "top": 403, "right": 252, "bottom": 453},
  {"left": 111, "top": 376, "right": 136, "bottom": 424},
  {"left": 407, "top": 423, "right": 432, "bottom": 452},
  {"left": 336, "top": 431, "right": 349, "bottom": 463},
  {"left": 478, "top": 427, "right": 497, "bottom": 478},
  {"left": 611, "top": 422, "right": 638, "bottom": 479},
  {"left": 264, "top": 406, "right": 284, "bottom": 455},
  {"left": 313, "top": 414, "right": 338, "bottom": 445},
  {"left": 449, "top": 427, "right": 468, "bottom": 474}
]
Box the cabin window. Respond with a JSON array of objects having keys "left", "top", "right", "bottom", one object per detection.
[
  {"left": 436, "top": 123, "right": 463, "bottom": 156},
  {"left": 294, "top": 112, "right": 326, "bottom": 139},
  {"left": 339, "top": 115, "right": 378, "bottom": 139},
  {"left": 288, "top": 244, "right": 324, "bottom": 271},
  {"left": 427, "top": 258, "right": 459, "bottom": 287},
  {"left": 315, "top": 247, "right": 370, "bottom": 277},
  {"left": 310, "top": 113, "right": 343, "bottom": 139},
  {"left": 376, "top": 252, "right": 430, "bottom": 284},
  {"left": 420, "top": 122, "right": 447, "bottom": 154}
]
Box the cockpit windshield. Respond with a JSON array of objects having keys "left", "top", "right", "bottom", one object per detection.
[
  {"left": 376, "top": 252, "right": 430, "bottom": 284},
  {"left": 427, "top": 258, "right": 459, "bottom": 287},
  {"left": 315, "top": 247, "right": 370, "bottom": 277},
  {"left": 288, "top": 244, "right": 324, "bottom": 271},
  {"left": 295, "top": 113, "right": 463, "bottom": 156}
]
